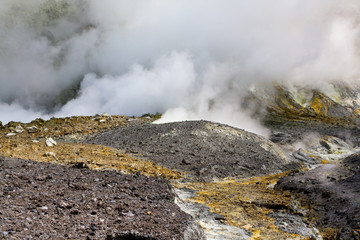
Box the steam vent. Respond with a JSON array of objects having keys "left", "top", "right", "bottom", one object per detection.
[{"left": 2, "top": 1, "right": 360, "bottom": 239}]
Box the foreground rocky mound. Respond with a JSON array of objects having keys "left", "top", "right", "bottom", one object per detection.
[
  {"left": 0, "top": 156, "right": 205, "bottom": 240},
  {"left": 276, "top": 153, "right": 360, "bottom": 239},
  {"left": 86, "top": 120, "right": 300, "bottom": 181}
]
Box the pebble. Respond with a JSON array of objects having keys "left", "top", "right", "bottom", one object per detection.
[
  {"left": 27, "top": 126, "right": 38, "bottom": 133},
  {"left": 101, "top": 113, "right": 113, "bottom": 121},
  {"left": 15, "top": 125, "right": 24, "bottom": 133},
  {"left": 6, "top": 133, "right": 17, "bottom": 137},
  {"left": 123, "top": 211, "right": 135, "bottom": 217},
  {"left": 45, "top": 138, "right": 57, "bottom": 147},
  {"left": 58, "top": 201, "right": 69, "bottom": 208},
  {"left": 44, "top": 152, "right": 56, "bottom": 157}
]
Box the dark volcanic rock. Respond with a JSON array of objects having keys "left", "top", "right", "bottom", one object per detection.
[
  {"left": 276, "top": 153, "right": 360, "bottom": 239},
  {"left": 0, "top": 156, "right": 205, "bottom": 240},
  {"left": 267, "top": 119, "right": 358, "bottom": 145},
  {"left": 85, "top": 120, "right": 300, "bottom": 181}
]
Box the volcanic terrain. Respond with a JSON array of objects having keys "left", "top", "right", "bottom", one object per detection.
[{"left": 1, "top": 84, "right": 360, "bottom": 239}]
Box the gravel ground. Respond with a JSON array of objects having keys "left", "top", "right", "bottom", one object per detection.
[
  {"left": 0, "top": 156, "right": 205, "bottom": 240},
  {"left": 85, "top": 120, "right": 301, "bottom": 181}
]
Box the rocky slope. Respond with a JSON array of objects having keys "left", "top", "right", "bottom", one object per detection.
[
  {"left": 0, "top": 105, "right": 360, "bottom": 239},
  {"left": 85, "top": 120, "right": 300, "bottom": 181},
  {"left": 277, "top": 153, "right": 360, "bottom": 239}
]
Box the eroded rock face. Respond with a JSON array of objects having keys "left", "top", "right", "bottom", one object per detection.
[
  {"left": 276, "top": 153, "right": 360, "bottom": 239},
  {"left": 0, "top": 156, "right": 205, "bottom": 240},
  {"left": 249, "top": 83, "right": 360, "bottom": 125},
  {"left": 85, "top": 120, "right": 301, "bottom": 181}
]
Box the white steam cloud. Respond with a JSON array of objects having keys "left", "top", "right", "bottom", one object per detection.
[{"left": 1, "top": 0, "right": 360, "bottom": 135}]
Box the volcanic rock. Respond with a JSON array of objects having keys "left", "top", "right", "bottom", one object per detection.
[
  {"left": 276, "top": 152, "right": 360, "bottom": 239},
  {"left": 0, "top": 156, "right": 205, "bottom": 240},
  {"left": 45, "top": 137, "right": 57, "bottom": 147},
  {"left": 292, "top": 148, "right": 321, "bottom": 165}
]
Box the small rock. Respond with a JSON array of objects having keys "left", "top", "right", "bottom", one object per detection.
[
  {"left": 15, "top": 125, "right": 24, "bottom": 133},
  {"left": 72, "top": 162, "right": 89, "bottom": 169},
  {"left": 27, "top": 126, "right": 38, "bottom": 133},
  {"left": 123, "top": 211, "right": 135, "bottom": 217},
  {"left": 292, "top": 148, "right": 321, "bottom": 165},
  {"left": 6, "top": 133, "right": 17, "bottom": 137},
  {"left": 181, "top": 159, "right": 191, "bottom": 165},
  {"left": 70, "top": 209, "right": 79, "bottom": 215},
  {"left": 91, "top": 114, "right": 101, "bottom": 121},
  {"left": 45, "top": 138, "right": 57, "bottom": 147},
  {"left": 99, "top": 119, "right": 106, "bottom": 123},
  {"left": 41, "top": 206, "right": 48, "bottom": 211},
  {"left": 242, "top": 224, "right": 252, "bottom": 230},
  {"left": 43, "top": 152, "right": 56, "bottom": 157},
  {"left": 58, "top": 201, "right": 69, "bottom": 209}
]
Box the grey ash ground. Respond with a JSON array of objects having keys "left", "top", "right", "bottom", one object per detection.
[
  {"left": 276, "top": 150, "right": 360, "bottom": 239},
  {"left": 0, "top": 156, "right": 204, "bottom": 240},
  {"left": 85, "top": 120, "right": 300, "bottom": 181}
]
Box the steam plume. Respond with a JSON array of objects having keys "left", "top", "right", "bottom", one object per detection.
[{"left": 1, "top": 0, "right": 360, "bottom": 135}]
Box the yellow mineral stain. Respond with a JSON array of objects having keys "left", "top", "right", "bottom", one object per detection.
[
  {"left": 0, "top": 115, "right": 182, "bottom": 180},
  {"left": 175, "top": 172, "right": 310, "bottom": 240}
]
